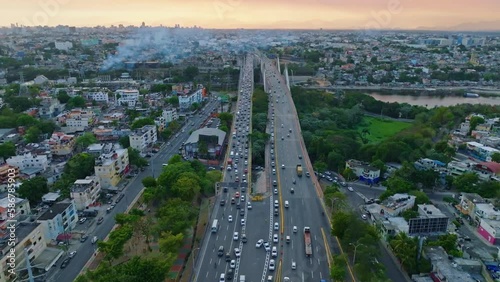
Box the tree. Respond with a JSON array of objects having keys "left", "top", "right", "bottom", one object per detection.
[
  {"left": 75, "top": 133, "right": 97, "bottom": 152},
  {"left": 331, "top": 211, "right": 352, "bottom": 239},
  {"left": 128, "top": 148, "right": 148, "bottom": 168},
  {"left": 159, "top": 231, "right": 184, "bottom": 254},
  {"left": 171, "top": 174, "right": 200, "bottom": 201},
  {"left": 0, "top": 142, "right": 16, "bottom": 161},
  {"left": 183, "top": 66, "right": 199, "bottom": 81},
  {"left": 16, "top": 114, "right": 38, "bottom": 127},
  {"left": 67, "top": 96, "right": 86, "bottom": 108},
  {"left": 166, "top": 96, "right": 179, "bottom": 106},
  {"left": 57, "top": 91, "right": 71, "bottom": 103},
  {"left": 24, "top": 126, "right": 42, "bottom": 143},
  {"left": 330, "top": 254, "right": 347, "bottom": 282},
  {"left": 64, "top": 153, "right": 96, "bottom": 180},
  {"left": 452, "top": 172, "right": 479, "bottom": 192},
  {"left": 118, "top": 136, "right": 130, "bottom": 148},
  {"left": 141, "top": 176, "right": 157, "bottom": 188},
  {"left": 17, "top": 177, "right": 48, "bottom": 204},
  {"left": 131, "top": 118, "right": 155, "bottom": 130},
  {"left": 492, "top": 152, "right": 500, "bottom": 163},
  {"left": 8, "top": 97, "right": 33, "bottom": 113},
  {"left": 342, "top": 167, "right": 356, "bottom": 181},
  {"left": 218, "top": 112, "right": 233, "bottom": 128}
]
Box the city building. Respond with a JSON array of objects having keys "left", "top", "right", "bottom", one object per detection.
[
  {"left": 6, "top": 153, "right": 49, "bottom": 172},
  {"left": 70, "top": 176, "right": 102, "bottom": 210},
  {"left": 345, "top": 159, "right": 380, "bottom": 184},
  {"left": 0, "top": 222, "right": 62, "bottom": 281},
  {"left": 447, "top": 161, "right": 473, "bottom": 176},
  {"left": 456, "top": 193, "right": 486, "bottom": 220},
  {"left": 178, "top": 88, "right": 204, "bottom": 111},
  {"left": 0, "top": 164, "right": 19, "bottom": 185},
  {"left": 162, "top": 108, "right": 179, "bottom": 124},
  {"left": 408, "top": 204, "right": 449, "bottom": 236},
  {"left": 115, "top": 89, "right": 140, "bottom": 107},
  {"left": 424, "top": 246, "right": 479, "bottom": 282},
  {"left": 184, "top": 128, "right": 226, "bottom": 158},
  {"left": 478, "top": 218, "right": 500, "bottom": 245},
  {"left": 34, "top": 75, "right": 49, "bottom": 85},
  {"left": 0, "top": 196, "right": 31, "bottom": 219},
  {"left": 129, "top": 125, "right": 157, "bottom": 152},
  {"left": 473, "top": 162, "right": 500, "bottom": 181},
  {"left": 48, "top": 132, "right": 76, "bottom": 156},
  {"left": 379, "top": 193, "right": 416, "bottom": 216},
  {"left": 466, "top": 141, "right": 499, "bottom": 162},
  {"left": 36, "top": 200, "right": 78, "bottom": 242},
  {"left": 414, "top": 158, "right": 445, "bottom": 171},
  {"left": 54, "top": 41, "right": 73, "bottom": 51},
  {"left": 93, "top": 127, "right": 131, "bottom": 142},
  {"left": 85, "top": 91, "right": 109, "bottom": 103},
  {"left": 38, "top": 96, "right": 63, "bottom": 118},
  {"left": 94, "top": 147, "right": 130, "bottom": 189}
]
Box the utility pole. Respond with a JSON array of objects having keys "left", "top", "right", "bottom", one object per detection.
[{"left": 349, "top": 240, "right": 364, "bottom": 265}]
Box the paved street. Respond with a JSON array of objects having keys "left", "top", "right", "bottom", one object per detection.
[{"left": 46, "top": 99, "right": 221, "bottom": 282}]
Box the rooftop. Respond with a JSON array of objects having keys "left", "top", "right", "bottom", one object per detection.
[
  {"left": 185, "top": 127, "right": 226, "bottom": 146},
  {"left": 346, "top": 159, "right": 379, "bottom": 171},
  {"left": 38, "top": 202, "right": 72, "bottom": 221},
  {"left": 418, "top": 204, "right": 446, "bottom": 218},
  {"left": 0, "top": 223, "right": 40, "bottom": 254},
  {"left": 425, "top": 246, "right": 476, "bottom": 282}
]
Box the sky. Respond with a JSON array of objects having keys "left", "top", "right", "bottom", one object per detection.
[{"left": 2, "top": 0, "right": 500, "bottom": 30}]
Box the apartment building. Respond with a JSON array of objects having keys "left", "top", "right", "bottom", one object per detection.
[
  {"left": 446, "top": 161, "right": 472, "bottom": 176},
  {"left": 178, "top": 88, "right": 203, "bottom": 111},
  {"left": 408, "top": 204, "right": 449, "bottom": 235},
  {"left": 93, "top": 127, "right": 130, "bottom": 142},
  {"left": 345, "top": 159, "right": 381, "bottom": 184},
  {"left": 115, "top": 89, "right": 140, "bottom": 107},
  {"left": 0, "top": 196, "right": 31, "bottom": 220},
  {"left": 129, "top": 125, "right": 157, "bottom": 152},
  {"left": 70, "top": 176, "right": 101, "bottom": 210},
  {"left": 0, "top": 164, "right": 20, "bottom": 184},
  {"left": 456, "top": 193, "right": 486, "bottom": 219},
  {"left": 36, "top": 200, "right": 78, "bottom": 242},
  {"left": 85, "top": 91, "right": 109, "bottom": 103},
  {"left": 94, "top": 147, "right": 130, "bottom": 189},
  {"left": 6, "top": 153, "right": 49, "bottom": 172},
  {"left": 162, "top": 108, "right": 179, "bottom": 123},
  {"left": 48, "top": 132, "right": 76, "bottom": 156},
  {"left": 466, "top": 141, "right": 500, "bottom": 162},
  {"left": 38, "top": 96, "right": 63, "bottom": 118}
]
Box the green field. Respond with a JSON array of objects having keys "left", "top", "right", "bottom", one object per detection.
[{"left": 357, "top": 116, "right": 412, "bottom": 143}]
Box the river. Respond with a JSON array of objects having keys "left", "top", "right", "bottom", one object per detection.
[{"left": 368, "top": 93, "right": 500, "bottom": 108}]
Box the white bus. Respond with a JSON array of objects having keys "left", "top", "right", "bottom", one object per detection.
[{"left": 211, "top": 219, "right": 219, "bottom": 233}]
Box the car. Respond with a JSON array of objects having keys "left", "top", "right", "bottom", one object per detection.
[
  {"left": 269, "top": 259, "right": 276, "bottom": 271},
  {"left": 60, "top": 258, "right": 71, "bottom": 269},
  {"left": 228, "top": 215, "right": 233, "bottom": 222},
  {"left": 264, "top": 242, "right": 271, "bottom": 252},
  {"left": 281, "top": 136, "right": 284, "bottom": 140},
  {"left": 230, "top": 260, "right": 236, "bottom": 269},
  {"left": 274, "top": 222, "right": 279, "bottom": 230},
  {"left": 272, "top": 246, "right": 278, "bottom": 257},
  {"left": 347, "top": 186, "right": 354, "bottom": 192},
  {"left": 271, "top": 162, "right": 275, "bottom": 167},
  {"left": 272, "top": 168, "right": 276, "bottom": 175},
  {"left": 274, "top": 188, "right": 278, "bottom": 195},
  {"left": 362, "top": 214, "right": 368, "bottom": 220},
  {"left": 69, "top": 251, "right": 77, "bottom": 258},
  {"left": 227, "top": 269, "right": 234, "bottom": 280},
  {"left": 218, "top": 246, "right": 225, "bottom": 257},
  {"left": 234, "top": 248, "right": 241, "bottom": 257},
  {"left": 281, "top": 164, "right": 285, "bottom": 169},
  {"left": 290, "top": 187, "right": 294, "bottom": 194},
  {"left": 241, "top": 219, "right": 245, "bottom": 226},
  {"left": 236, "top": 203, "right": 241, "bottom": 209},
  {"left": 298, "top": 155, "right": 302, "bottom": 159},
  {"left": 235, "top": 192, "right": 240, "bottom": 198},
  {"left": 79, "top": 218, "right": 87, "bottom": 224},
  {"left": 247, "top": 202, "right": 252, "bottom": 209},
  {"left": 80, "top": 234, "right": 88, "bottom": 242},
  {"left": 241, "top": 234, "right": 247, "bottom": 243},
  {"left": 256, "top": 239, "right": 264, "bottom": 248},
  {"left": 241, "top": 196, "right": 245, "bottom": 202},
  {"left": 273, "top": 234, "right": 279, "bottom": 243},
  {"left": 273, "top": 180, "right": 277, "bottom": 186},
  {"left": 91, "top": 236, "right": 98, "bottom": 244},
  {"left": 225, "top": 252, "right": 231, "bottom": 261},
  {"left": 293, "top": 226, "right": 298, "bottom": 233},
  {"left": 306, "top": 172, "right": 310, "bottom": 177},
  {"left": 233, "top": 232, "right": 239, "bottom": 241},
  {"left": 292, "top": 261, "right": 296, "bottom": 270},
  {"left": 97, "top": 217, "right": 104, "bottom": 224},
  {"left": 240, "top": 209, "right": 245, "bottom": 216}
]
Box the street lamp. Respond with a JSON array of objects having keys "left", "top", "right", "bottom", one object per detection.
[{"left": 349, "top": 240, "right": 364, "bottom": 265}]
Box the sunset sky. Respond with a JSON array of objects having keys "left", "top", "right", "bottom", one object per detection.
[{"left": 2, "top": 0, "right": 500, "bottom": 30}]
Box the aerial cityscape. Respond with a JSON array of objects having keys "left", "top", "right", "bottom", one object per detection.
[{"left": 0, "top": 2, "right": 500, "bottom": 282}]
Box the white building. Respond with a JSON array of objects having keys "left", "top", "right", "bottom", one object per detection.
[
  {"left": 94, "top": 147, "right": 130, "bottom": 189},
  {"left": 447, "top": 161, "right": 472, "bottom": 176},
  {"left": 65, "top": 117, "right": 90, "bottom": 129},
  {"left": 129, "top": 125, "right": 157, "bottom": 152},
  {"left": 115, "top": 89, "right": 140, "bottom": 107},
  {"left": 85, "top": 91, "right": 109, "bottom": 103},
  {"left": 54, "top": 41, "right": 73, "bottom": 51},
  {"left": 36, "top": 200, "right": 78, "bottom": 242},
  {"left": 6, "top": 153, "right": 49, "bottom": 172},
  {"left": 70, "top": 176, "right": 101, "bottom": 210},
  {"left": 162, "top": 108, "right": 179, "bottom": 123},
  {"left": 345, "top": 159, "right": 381, "bottom": 184},
  {"left": 466, "top": 141, "right": 500, "bottom": 162},
  {"left": 0, "top": 196, "right": 31, "bottom": 220},
  {"left": 179, "top": 88, "right": 203, "bottom": 111}
]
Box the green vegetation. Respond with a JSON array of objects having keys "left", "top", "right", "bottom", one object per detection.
[
  {"left": 77, "top": 155, "right": 221, "bottom": 282},
  {"left": 250, "top": 86, "right": 269, "bottom": 166},
  {"left": 356, "top": 116, "right": 412, "bottom": 144}
]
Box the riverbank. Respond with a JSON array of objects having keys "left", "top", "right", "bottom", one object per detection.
[{"left": 364, "top": 92, "right": 500, "bottom": 108}]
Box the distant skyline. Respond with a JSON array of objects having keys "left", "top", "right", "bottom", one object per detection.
[{"left": 2, "top": 0, "right": 500, "bottom": 31}]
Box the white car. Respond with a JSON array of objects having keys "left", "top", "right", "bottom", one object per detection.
[
  {"left": 247, "top": 202, "right": 252, "bottom": 209},
  {"left": 256, "top": 239, "right": 264, "bottom": 248},
  {"left": 241, "top": 219, "right": 245, "bottom": 226},
  {"left": 228, "top": 215, "right": 233, "bottom": 222},
  {"left": 230, "top": 260, "right": 236, "bottom": 269},
  {"left": 234, "top": 248, "right": 241, "bottom": 257},
  {"left": 281, "top": 164, "right": 285, "bottom": 169},
  {"left": 272, "top": 169, "right": 276, "bottom": 175},
  {"left": 271, "top": 246, "right": 277, "bottom": 257},
  {"left": 79, "top": 218, "right": 87, "bottom": 224},
  {"left": 273, "top": 234, "right": 279, "bottom": 243},
  {"left": 292, "top": 261, "right": 296, "bottom": 270},
  {"left": 348, "top": 186, "right": 354, "bottom": 192},
  {"left": 233, "top": 232, "right": 239, "bottom": 241},
  {"left": 274, "top": 222, "right": 279, "bottom": 230},
  {"left": 274, "top": 189, "right": 278, "bottom": 195},
  {"left": 269, "top": 259, "right": 276, "bottom": 271},
  {"left": 293, "top": 226, "right": 298, "bottom": 233},
  {"left": 264, "top": 242, "right": 271, "bottom": 252}
]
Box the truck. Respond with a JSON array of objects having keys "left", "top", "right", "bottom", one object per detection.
[
  {"left": 304, "top": 227, "right": 312, "bottom": 257},
  {"left": 296, "top": 164, "right": 303, "bottom": 177}
]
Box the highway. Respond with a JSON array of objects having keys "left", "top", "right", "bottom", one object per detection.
[
  {"left": 47, "top": 99, "right": 221, "bottom": 282},
  {"left": 263, "top": 58, "right": 337, "bottom": 282}
]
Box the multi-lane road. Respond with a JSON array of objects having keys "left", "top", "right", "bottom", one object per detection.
[
  {"left": 195, "top": 54, "right": 337, "bottom": 282},
  {"left": 47, "top": 98, "right": 221, "bottom": 282}
]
